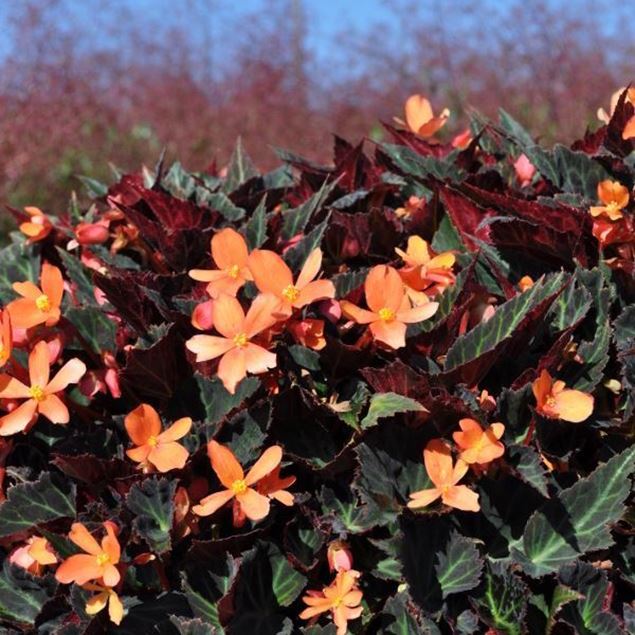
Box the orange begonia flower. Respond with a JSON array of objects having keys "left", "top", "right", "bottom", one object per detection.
[
  {"left": 396, "top": 236, "right": 456, "bottom": 297},
  {"left": 0, "top": 310, "right": 12, "bottom": 367},
  {"left": 189, "top": 228, "right": 253, "bottom": 298},
  {"left": 513, "top": 153, "right": 536, "bottom": 187},
  {"left": 451, "top": 129, "right": 472, "bottom": 149},
  {"left": 407, "top": 439, "right": 480, "bottom": 512},
  {"left": 288, "top": 318, "right": 326, "bottom": 350},
  {"left": 590, "top": 180, "right": 629, "bottom": 221},
  {"left": 7, "top": 263, "right": 64, "bottom": 329},
  {"left": 55, "top": 521, "right": 121, "bottom": 587},
  {"left": 248, "top": 248, "right": 335, "bottom": 316},
  {"left": 532, "top": 369, "right": 594, "bottom": 423},
  {"left": 125, "top": 403, "right": 192, "bottom": 473},
  {"left": 518, "top": 275, "right": 534, "bottom": 292},
  {"left": 193, "top": 441, "right": 286, "bottom": 521},
  {"left": 191, "top": 298, "right": 214, "bottom": 331},
  {"left": 394, "top": 195, "right": 422, "bottom": 219},
  {"left": 9, "top": 536, "right": 57, "bottom": 575},
  {"left": 623, "top": 115, "right": 635, "bottom": 140},
  {"left": 83, "top": 583, "right": 124, "bottom": 625},
  {"left": 0, "top": 340, "right": 86, "bottom": 435},
  {"left": 452, "top": 418, "right": 505, "bottom": 465},
  {"left": 186, "top": 293, "right": 280, "bottom": 394},
  {"left": 340, "top": 265, "right": 438, "bottom": 349},
  {"left": 403, "top": 94, "right": 450, "bottom": 137},
  {"left": 300, "top": 569, "right": 363, "bottom": 635},
  {"left": 19, "top": 207, "right": 52, "bottom": 243}
]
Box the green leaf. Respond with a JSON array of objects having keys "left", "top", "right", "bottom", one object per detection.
[
  {"left": 558, "top": 562, "right": 623, "bottom": 635},
  {"left": 318, "top": 486, "right": 385, "bottom": 534},
  {"left": 56, "top": 247, "right": 97, "bottom": 306},
  {"left": 473, "top": 561, "right": 528, "bottom": 635},
  {"left": 513, "top": 446, "right": 635, "bottom": 577},
  {"left": 77, "top": 175, "right": 108, "bottom": 198},
  {"left": 0, "top": 242, "right": 41, "bottom": 304},
  {"left": 66, "top": 306, "right": 117, "bottom": 353},
  {"left": 506, "top": 445, "right": 549, "bottom": 497},
  {"left": 552, "top": 145, "right": 610, "bottom": 200},
  {"left": 288, "top": 345, "right": 321, "bottom": 371},
  {"left": 547, "top": 279, "right": 592, "bottom": 334},
  {"left": 244, "top": 195, "right": 268, "bottom": 249},
  {"left": 0, "top": 472, "right": 76, "bottom": 538},
  {"left": 614, "top": 305, "right": 635, "bottom": 419},
  {"left": 381, "top": 592, "right": 441, "bottom": 634},
  {"left": 281, "top": 178, "right": 337, "bottom": 240},
  {"left": 168, "top": 616, "right": 219, "bottom": 635},
  {"left": 126, "top": 477, "right": 176, "bottom": 554},
  {"left": 333, "top": 268, "right": 367, "bottom": 298},
  {"left": 435, "top": 532, "right": 483, "bottom": 598},
  {"left": 229, "top": 542, "right": 306, "bottom": 634},
  {"left": 0, "top": 562, "right": 58, "bottom": 627},
  {"left": 431, "top": 212, "right": 464, "bottom": 253},
  {"left": 360, "top": 392, "right": 425, "bottom": 429},
  {"left": 444, "top": 272, "right": 567, "bottom": 372},
  {"left": 223, "top": 137, "right": 258, "bottom": 192},
  {"left": 194, "top": 375, "right": 260, "bottom": 434},
  {"left": 206, "top": 192, "right": 245, "bottom": 221},
  {"left": 547, "top": 585, "right": 583, "bottom": 634},
  {"left": 283, "top": 213, "right": 330, "bottom": 272},
  {"left": 381, "top": 143, "right": 464, "bottom": 181}
]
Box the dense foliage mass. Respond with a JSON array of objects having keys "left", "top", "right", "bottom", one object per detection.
[{"left": 0, "top": 92, "right": 634, "bottom": 634}]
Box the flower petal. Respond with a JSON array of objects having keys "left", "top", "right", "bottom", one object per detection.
[
  {"left": 396, "top": 301, "right": 439, "bottom": 324},
  {"left": 69, "top": 523, "right": 102, "bottom": 555},
  {"left": 365, "top": 265, "right": 403, "bottom": 312},
  {"left": 158, "top": 417, "right": 192, "bottom": 442},
  {"left": 340, "top": 301, "right": 376, "bottom": 324},
  {"left": 208, "top": 440, "right": 244, "bottom": 487},
  {"left": 6, "top": 298, "right": 45, "bottom": 329},
  {"left": 296, "top": 279, "right": 335, "bottom": 308},
  {"left": 29, "top": 341, "right": 51, "bottom": 388},
  {"left": 41, "top": 264, "right": 64, "bottom": 308},
  {"left": 0, "top": 399, "right": 38, "bottom": 436},
  {"left": 148, "top": 442, "right": 189, "bottom": 472},
  {"left": 108, "top": 591, "right": 124, "bottom": 625},
  {"left": 407, "top": 487, "right": 441, "bottom": 509},
  {"left": 192, "top": 488, "right": 235, "bottom": 516},
  {"left": 442, "top": 485, "right": 480, "bottom": 512},
  {"left": 45, "top": 358, "right": 86, "bottom": 394},
  {"left": 0, "top": 375, "right": 31, "bottom": 399},
  {"left": 126, "top": 445, "right": 151, "bottom": 464},
  {"left": 211, "top": 227, "right": 249, "bottom": 270},
  {"left": 38, "top": 394, "right": 69, "bottom": 424},
  {"left": 245, "top": 446, "right": 283, "bottom": 486},
  {"left": 125, "top": 404, "right": 162, "bottom": 445},
  {"left": 102, "top": 563, "right": 120, "bottom": 587},
  {"left": 236, "top": 487, "right": 270, "bottom": 520},
  {"left": 12, "top": 281, "right": 42, "bottom": 300},
  {"left": 85, "top": 591, "right": 109, "bottom": 615},
  {"left": 532, "top": 369, "right": 552, "bottom": 408},
  {"left": 186, "top": 334, "right": 234, "bottom": 362},
  {"left": 212, "top": 294, "right": 245, "bottom": 338},
  {"left": 295, "top": 248, "right": 322, "bottom": 289},
  {"left": 369, "top": 320, "right": 406, "bottom": 349},
  {"left": 217, "top": 347, "right": 247, "bottom": 394},
  {"left": 423, "top": 439, "right": 454, "bottom": 488},
  {"left": 553, "top": 389, "right": 594, "bottom": 423},
  {"left": 248, "top": 249, "right": 292, "bottom": 296},
  {"left": 244, "top": 293, "right": 283, "bottom": 338},
  {"left": 55, "top": 554, "right": 102, "bottom": 584},
  {"left": 244, "top": 343, "right": 277, "bottom": 375}
]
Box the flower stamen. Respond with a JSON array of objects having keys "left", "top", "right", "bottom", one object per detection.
[{"left": 35, "top": 294, "right": 51, "bottom": 312}]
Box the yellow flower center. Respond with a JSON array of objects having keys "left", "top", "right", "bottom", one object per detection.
[
  {"left": 147, "top": 435, "right": 158, "bottom": 447},
  {"left": 606, "top": 201, "right": 620, "bottom": 212},
  {"left": 378, "top": 307, "right": 396, "bottom": 322},
  {"left": 35, "top": 294, "right": 51, "bottom": 312},
  {"left": 282, "top": 284, "right": 300, "bottom": 303},
  {"left": 546, "top": 396, "right": 557, "bottom": 409},
  {"left": 29, "top": 385, "right": 45, "bottom": 402},
  {"left": 96, "top": 552, "right": 110, "bottom": 566},
  {"left": 233, "top": 332, "right": 248, "bottom": 348},
  {"left": 231, "top": 479, "right": 247, "bottom": 495},
  {"left": 227, "top": 264, "right": 240, "bottom": 279}
]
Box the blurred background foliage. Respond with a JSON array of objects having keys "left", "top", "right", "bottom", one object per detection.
[{"left": 0, "top": 0, "right": 633, "bottom": 217}]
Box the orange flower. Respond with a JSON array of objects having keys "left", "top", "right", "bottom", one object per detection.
[
  {"left": 191, "top": 298, "right": 214, "bottom": 331},
  {"left": 300, "top": 570, "right": 363, "bottom": 635},
  {"left": 394, "top": 195, "right": 422, "bottom": 219},
  {"left": 7, "top": 263, "right": 64, "bottom": 329},
  {"left": 407, "top": 439, "right": 480, "bottom": 512},
  {"left": 9, "top": 536, "right": 57, "bottom": 575},
  {"left": 513, "top": 154, "right": 536, "bottom": 187},
  {"left": 19, "top": 207, "right": 52, "bottom": 243},
  {"left": 452, "top": 418, "right": 505, "bottom": 465},
  {"left": 193, "top": 441, "right": 286, "bottom": 521},
  {"left": 402, "top": 94, "right": 449, "bottom": 137},
  {"left": 55, "top": 521, "right": 121, "bottom": 587},
  {"left": 532, "top": 369, "right": 594, "bottom": 423},
  {"left": 518, "top": 275, "right": 534, "bottom": 292},
  {"left": 288, "top": 318, "right": 326, "bottom": 350},
  {"left": 0, "top": 310, "right": 12, "bottom": 368},
  {"left": 247, "top": 248, "right": 335, "bottom": 316},
  {"left": 83, "top": 583, "right": 124, "bottom": 625},
  {"left": 0, "top": 340, "right": 86, "bottom": 435},
  {"left": 340, "top": 265, "right": 438, "bottom": 349},
  {"left": 396, "top": 236, "right": 456, "bottom": 297},
  {"left": 327, "top": 541, "right": 353, "bottom": 573},
  {"left": 125, "top": 403, "right": 192, "bottom": 472},
  {"left": 590, "top": 180, "right": 629, "bottom": 221},
  {"left": 189, "top": 228, "right": 253, "bottom": 298},
  {"left": 186, "top": 293, "right": 280, "bottom": 394},
  {"left": 623, "top": 115, "right": 635, "bottom": 141},
  {"left": 451, "top": 129, "right": 472, "bottom": 149}
]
